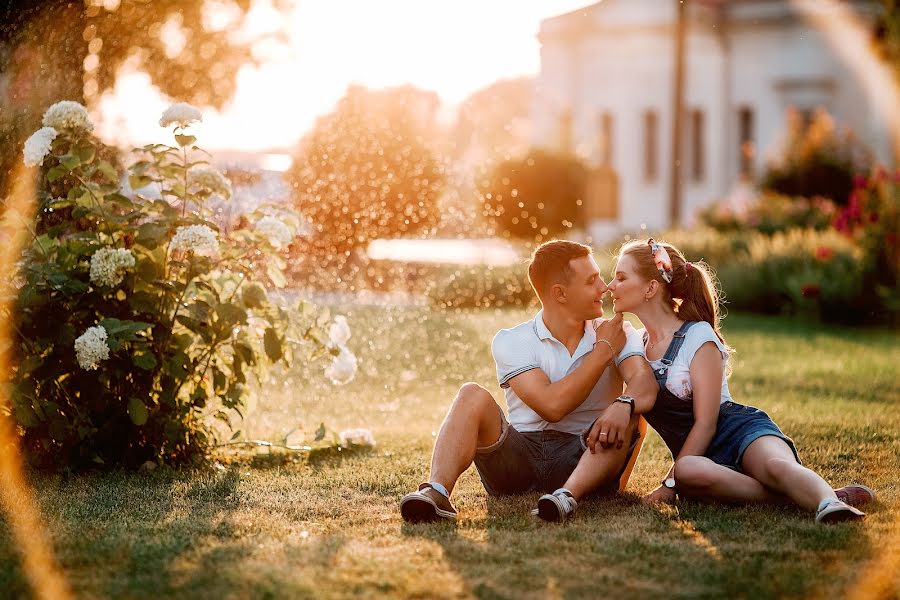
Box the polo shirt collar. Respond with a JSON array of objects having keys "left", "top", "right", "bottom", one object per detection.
[{"left": 533, "top": 310, "right": 597, "bottom": 358}]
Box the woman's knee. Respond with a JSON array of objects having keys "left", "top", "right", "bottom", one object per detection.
[
  {"left": 674, "top": 456, "right": 715, "bottom": 488},
  {"left": 759, "top": 456, "right": 800, "bottom": 483}
]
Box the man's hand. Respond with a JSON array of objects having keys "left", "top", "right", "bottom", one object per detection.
[
  {"left": 594, "top": 313, "right": 626, "bottom": 356},
  {"left": 642, "top": 485, "right": 677, "bottom": 505},
  {"left": 585, "top": 401, "right": 631, "bottom": 453}
]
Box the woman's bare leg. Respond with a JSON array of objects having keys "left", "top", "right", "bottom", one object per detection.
[
  {"left": 674, "top": 455, "right": 790, "bottom": 504},
  {"left": 739, "top": 436, "right": 836, "bottom": 512}
]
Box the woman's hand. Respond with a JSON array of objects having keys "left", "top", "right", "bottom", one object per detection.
[{"left": 642, "top": 485, "right": 677, "bottom": 505}]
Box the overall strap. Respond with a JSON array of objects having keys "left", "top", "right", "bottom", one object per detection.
[{"left": 653, "top": 321, "right": 697, "bottom": 386}]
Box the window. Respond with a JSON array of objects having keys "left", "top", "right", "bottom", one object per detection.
[
  {"left": 643, "top": 110, "right": 658, "bottom": 181},
  {"left": 690, "top": 109, "right": 704, "bottom": 182},
  {"left": 597, "top": 111, "right": 614, "bottom": 166},
  {"left": 738, "top": 107, "right": 754, "bottom": 177}
]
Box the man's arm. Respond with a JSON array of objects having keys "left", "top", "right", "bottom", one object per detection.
[
  {"left": 506, "top": 314, "right": 626, "bottom": 423},
  {"left": 584, "top": 355, "right": 657, "bottom": 451}
]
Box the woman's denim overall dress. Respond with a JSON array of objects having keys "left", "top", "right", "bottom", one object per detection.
[{"left": 643, "top": 321, "right": 800, "bottom": 471}]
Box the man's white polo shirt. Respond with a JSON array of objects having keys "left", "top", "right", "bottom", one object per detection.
[{"left": 491, "top": 310, "right": 644, "bottom": 434}]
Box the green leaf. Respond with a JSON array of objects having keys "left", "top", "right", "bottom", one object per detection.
[
  {"left": 97, "top": 161, "right": 120, "bottom": 184},
  {"left": 136, "top": 223, "right": 169, "bottom": 249},
  {"left": 75, "top": 143, "right": 96, "bottom": 164},
  {"left": 314, "top": 422, "right": 326, "bottom": 442},
  {"left": 132, "top": 351, "right": 158, "bottom": 371},
  {"left": 230, "top": 430, "right": 242, "bottom": 441},
  {"left": 216, "top": 303, "right": 247, "bottom": 329},
  {"left": 99, "top": 318, "right": 152, "bottom": 339},
  {"left": 59, "top": 154, "right": 81, "bottom": 171},
  {"left": 129, "top": 174, "right": 153, "bottom": 190},
  {"left": 175, "top": 134, "right": 197, "bottom": 147},
  {"left": 47, "top": 166, "right": 66, "bottom": 182},
  {"left": 263, "top": 327, "right": 283, "bottom": 362},
  {"left": 128, "top": 398, "right": 148, "bottom": 426},
  {"left": 266, "top": 262, "right": 287, "bottom": 289},
  {"left": 47, "top": 198, "right": 74, "bottom": 210}
]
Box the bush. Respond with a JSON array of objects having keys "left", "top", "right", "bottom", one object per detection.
[
  {"left": 833, "top": 169, "right": 900, "bottom": 316},
  {"left": 286, "top": 85, "right": 444, "bottom": 258},
  {"left": 425, "top": 263, "right": 537, "bottom": 310},
  {"left": 655, "top": 228, "right": 876, "bottom": 323},
  {"left": 698, "top": 194, "right": 837, "bottom": 236},
  {"left": 479, "top": 149, "right": 587, "bottom": 242},
  {"left": 760, "top": 107, "right": 870, "bottom": 205},
  {"left": 7, "top": 102, "right": 348, "bottom": 469}
]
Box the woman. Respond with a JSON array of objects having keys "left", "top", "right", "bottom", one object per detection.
[{"left": 607, "top": 238, "right": 875, "bottom": 523}]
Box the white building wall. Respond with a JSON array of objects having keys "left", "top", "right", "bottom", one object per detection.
[{"left": 535, "top": 0, "right": 891, "bottom": 241}]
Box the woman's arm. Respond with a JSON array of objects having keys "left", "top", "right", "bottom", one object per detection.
[
  {"left": 675, "top": 342, "right": 725, "bottom": 459},
  {"left": 643, "top": 342, "right": 723, "bottom": 504}
]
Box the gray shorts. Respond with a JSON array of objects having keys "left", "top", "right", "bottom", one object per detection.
[{"left": 473, "top": 409, "right": 640, "bottom": 497}]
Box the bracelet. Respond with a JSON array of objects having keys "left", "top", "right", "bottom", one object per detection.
[{"left": 595, "top": 338, "right": 614, "bottom": 354}]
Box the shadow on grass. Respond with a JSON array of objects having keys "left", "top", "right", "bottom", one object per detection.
[{"left": 400, "top": 489, "right": 874, "bottom": 599}]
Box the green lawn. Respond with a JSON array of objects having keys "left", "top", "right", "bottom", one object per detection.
[{"left": 2, "top": 308, "right": 898, "bottom": 599}]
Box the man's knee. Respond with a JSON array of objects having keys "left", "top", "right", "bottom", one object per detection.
[{"left": 455, "top": 382, "right": 494, "bottom": 411}]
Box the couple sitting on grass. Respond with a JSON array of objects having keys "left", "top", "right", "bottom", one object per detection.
[{"left": 400, "top": 239, "right": 875, "bottom": 524}]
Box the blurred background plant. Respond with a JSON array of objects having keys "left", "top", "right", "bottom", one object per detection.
[{"left": 3, "top": 101, "right": 350, "bottom": 469}]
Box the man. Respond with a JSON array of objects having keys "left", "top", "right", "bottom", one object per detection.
[{"left": 400, "top": 240, "right": 658, "bottom": 523}]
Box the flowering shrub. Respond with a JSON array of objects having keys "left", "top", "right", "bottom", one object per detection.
[
  {"left": 832, "top": 169, "right": 900, "bottom": 318},
  {"left": 9, "top": 101, "right": 358, "bottom": 468},
  {"left": 698, "top": 193, "right": 837, "bottom": 236},
  {"left": 760, "top": 107, "right": 870, "bottom": 205},
  {"left": 658, "top": 228, "right": 868, "bottom": 323}
]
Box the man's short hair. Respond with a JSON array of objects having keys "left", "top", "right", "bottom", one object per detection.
[{"left": 528, "top": 240, "right": 592, "bottom": 299}]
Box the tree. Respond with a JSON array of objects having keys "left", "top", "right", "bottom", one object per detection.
[
  {"left": 479, "top": 149, "right": 588, "bottom": 242},
  {"left": 452, "top": 77, "right": 533, "bottom": 162},
  {"left": 287, "top": 85, "right": 445, "bottom": 258},
  {"left": 0, "top": 0, "right": 287, "bottom": 195}
]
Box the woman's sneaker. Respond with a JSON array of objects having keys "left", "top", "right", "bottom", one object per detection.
[
  {"left": 536, "top": 489, "right": 578, "bottom": 523},
  {"left": 834, "top": 485, "right": 876, "bottom": 508},
  {"left": 400, "top": 483, "right": 457, "bottom": 523},
  {"left": 815, "top": 499, "right": 865, "bottom": 524}
]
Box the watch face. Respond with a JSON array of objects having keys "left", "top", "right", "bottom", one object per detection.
[{"left": 664, "top": 478, "right": 676, "bottom": 489}]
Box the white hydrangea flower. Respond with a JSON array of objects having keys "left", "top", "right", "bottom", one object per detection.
[
  {"left": 159, "top": 102, "right": 202, "bottom": 128},
  {"left": 188, "top": 165, "right": 232, "bottom": 199},
  {"left": 255, "top": 216, "right": 293, "bottom": 249},
  {"left": 23, "top": 127, "right": 58, "bottom": 167},
  {"left": 339, "top": 428, "right": 376, "bottom": 448},
  {"left": 89, "top": 247, "right": 135, "bottom": 287},
  {"left": 328, "top": 315, "right": 351, "bottom": 347},
  {"left": 74, "top": 325, "right": 110, "bottom": 371},
  {"left": 170, "top": 225, "right": 219, "bottom": 256},
  {"left": 42, "top": 101, "right": 94, "bottom": 132},
  {"left": 325, "top": 347, "right": 357, "bottom": 385}
]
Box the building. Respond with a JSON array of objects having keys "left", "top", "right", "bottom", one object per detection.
[{"left": 534, "top": 0, "right": 895, "bottom": 240}]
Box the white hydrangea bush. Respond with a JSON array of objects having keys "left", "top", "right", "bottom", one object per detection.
[{"left": 12, "top": 100, "right": 347, "bottom": 467}]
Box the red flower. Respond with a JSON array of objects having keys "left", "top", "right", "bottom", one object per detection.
[
  {"left": 801, "top": 284, "right": 821, "bottom": 298},
  {"left": 869, "top": 211, "right": 880, "bottom": 223},
  {"left": 815, "top": 246, "right": 834, "bottom": 261},
  {"left": 853, "top": 175, "right": 868, "bottom": 188}
]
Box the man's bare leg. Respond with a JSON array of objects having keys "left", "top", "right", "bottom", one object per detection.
[
  {"left": 564, "top": 417, "right": 639, "bottom": 500},
  {"left": 428, "top": 382, "right": 503, "bottom": 494},
  {"left": 401, "top": 383, "right": 503, "bottom": 523}
]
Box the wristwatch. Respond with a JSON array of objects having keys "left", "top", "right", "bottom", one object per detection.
[
  {"left": 662, "top": 477, "right": 677, "bottom": 490},
  {"left": 614, "top": 395, "right": 635, "bottom": 417}
]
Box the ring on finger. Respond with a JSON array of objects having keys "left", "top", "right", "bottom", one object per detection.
[{"left": 599, "top": 433, "right": 608, "bottom": 437}]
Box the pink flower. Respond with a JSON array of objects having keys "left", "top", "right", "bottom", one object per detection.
[
  {"left": 801, "top": 284, "right": 821, "bottom": 298},
  {"left": 815, "top": 246, "right": 834, "bottom": 261}
]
